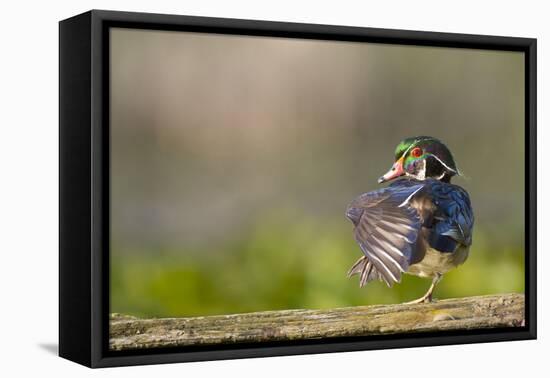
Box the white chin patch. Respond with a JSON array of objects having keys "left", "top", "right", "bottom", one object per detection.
[{"left": 407, "top": 159, "right": 426, "bottom": 180}]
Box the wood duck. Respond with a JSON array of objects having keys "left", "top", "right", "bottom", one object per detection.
[{"left": 346, "top": 136, "right": 474, "bottom": 303}]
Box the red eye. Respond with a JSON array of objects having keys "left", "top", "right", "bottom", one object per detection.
[{"left": 411, "top": 147, "right": 422, "bottom": 158}]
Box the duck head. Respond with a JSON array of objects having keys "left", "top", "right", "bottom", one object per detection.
[{"left": 378, "top": 136, "right": 459, "bottom": 184}]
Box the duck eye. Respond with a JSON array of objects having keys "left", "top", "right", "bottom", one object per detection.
[{"left": 411, "top": 147, "right": 422, "bottom": 158}]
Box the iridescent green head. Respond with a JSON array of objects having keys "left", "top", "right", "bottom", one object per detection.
[{"left": 378, "top": 136, "right": 459, "bottom": 183}]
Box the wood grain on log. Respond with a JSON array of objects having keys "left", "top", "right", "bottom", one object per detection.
[{"left": 110, "top": 293, "right": 524, "bottom": 351}]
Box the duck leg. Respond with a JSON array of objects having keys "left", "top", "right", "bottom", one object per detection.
[{"left": 404, "top": 273, "right": 442, "bottom": 304}]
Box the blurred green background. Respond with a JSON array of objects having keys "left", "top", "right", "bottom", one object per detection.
[{"left": 110, "top": 28, "right": 525, "bottom": 318}]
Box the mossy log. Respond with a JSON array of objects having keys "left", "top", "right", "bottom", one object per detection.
[{"left": 110, "top": 293, "right": 524, "bottom": 351}]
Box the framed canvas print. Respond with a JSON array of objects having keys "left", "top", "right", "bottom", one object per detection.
[{"left": 59, "top": 10, "right": 537, "bottom": 368}]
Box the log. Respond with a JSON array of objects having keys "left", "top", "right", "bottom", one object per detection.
[{"left": 110, "top": 293, "right": 524, "bottom": 351}]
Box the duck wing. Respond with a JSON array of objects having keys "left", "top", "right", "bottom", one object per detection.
[
  {"left": 427, "top": 181, "right": 474, "bottom": 252},
  {"left": 346, "top": 182, "right": 424, "bottom": 286}
]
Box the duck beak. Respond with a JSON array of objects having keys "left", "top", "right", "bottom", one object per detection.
[{"left": 378, "top": 157, "right": 405, "bottom": 184}]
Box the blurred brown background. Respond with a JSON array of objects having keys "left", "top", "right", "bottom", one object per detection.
[{"left": 110, "top": 28, "right": 524, "bottom": 318}]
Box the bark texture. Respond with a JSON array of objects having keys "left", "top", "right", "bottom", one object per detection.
[{"left": 110, "top": 293, "right": 524, "bottom": 351}]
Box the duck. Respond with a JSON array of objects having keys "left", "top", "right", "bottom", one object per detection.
[{"left": 346, "top": 136, "right": 474, "bottom": 303}]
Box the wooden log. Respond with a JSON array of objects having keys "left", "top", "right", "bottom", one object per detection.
[{"left": 110, "top": 293, "right": 524, "bottom": 351}]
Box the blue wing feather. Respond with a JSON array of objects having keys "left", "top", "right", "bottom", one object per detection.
[{"left": 428, "top": 180, "right": 474, "bottom": 252}]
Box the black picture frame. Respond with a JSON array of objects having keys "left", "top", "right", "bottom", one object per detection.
[{"left": 59, "top": 9, "right": 537, "bottom": 368}]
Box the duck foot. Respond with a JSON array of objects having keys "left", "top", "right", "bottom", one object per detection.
[
  {"left": 404, "top": 294, "right": 433, "bottom": 305},
  {"left": 403, "top": 273, "right": 442, "bottom": 305}
]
